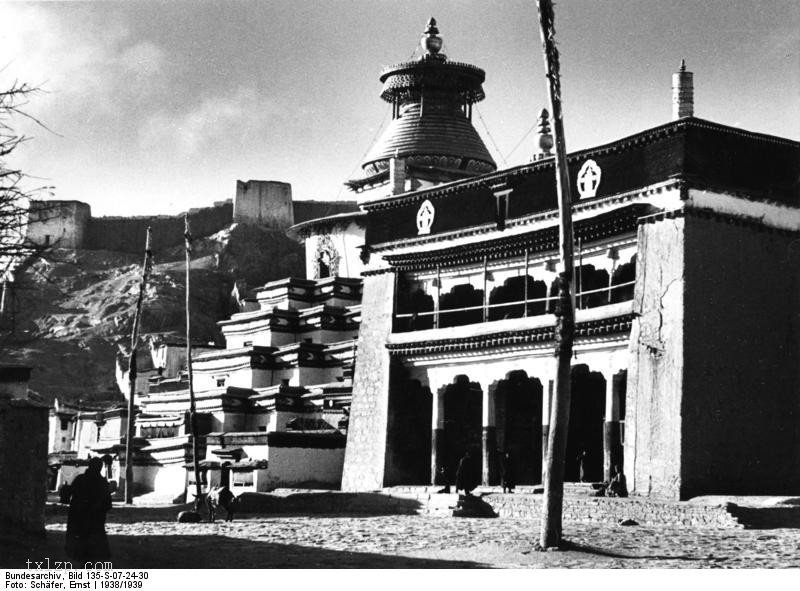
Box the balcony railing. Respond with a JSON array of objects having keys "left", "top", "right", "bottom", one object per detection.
[{"left": 394, "top": 280, "right": 635, "bottom": 333}]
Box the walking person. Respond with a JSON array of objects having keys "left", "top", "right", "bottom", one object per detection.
[
  {"left": 499, "top": 450, "right": 515, "bottom": 493},
  {"left": 455, "top": 450, "right": 479, "bottom": 495},
  {"left": 65, "top": 457, "right": 112, "bottom": 564}
]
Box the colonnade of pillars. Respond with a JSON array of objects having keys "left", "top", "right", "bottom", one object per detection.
[{"left": 428, "top": 366, "right": 626, "bottom": 487}]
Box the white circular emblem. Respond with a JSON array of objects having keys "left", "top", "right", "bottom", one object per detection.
[
  {"left": 416, "top": 199, "right": 435, "bottom": 235},
  {"left": 577, "top": 159, "right": 602, "bottom": 199}
]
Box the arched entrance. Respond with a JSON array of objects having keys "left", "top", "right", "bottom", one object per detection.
[
  {"left": 441, "top": 375, "right": 482, "bottom": 482},
  {"left": 565, "top": 365, "right": 606, "bottom": 482},
  {"left": 494, "top": 371, "right": 542, "bottom": 484},
  {"left": 385, "top": 362, "right": 432, "bottom": 485}
]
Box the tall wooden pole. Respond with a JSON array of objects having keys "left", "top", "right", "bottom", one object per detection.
[
  {"left": 184, "top": 214, "right": 203, "bottom": 506},
  {"left": 124, "top": 227, "right": 153, "bottom": 505},
  {"left": 535, "top": 0, "right": 576, "bottom": 549}
]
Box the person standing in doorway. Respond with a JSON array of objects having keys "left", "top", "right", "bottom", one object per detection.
[{"left": 577, "top": 449, "right": 588, "bottom": 482}]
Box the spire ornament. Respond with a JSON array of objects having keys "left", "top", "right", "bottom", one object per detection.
[
  {"left": 672, "top": 59, "right": 694, "bottom": 120},
  {"left": 420, "top": 17, "right": 445, "bottom": 59},
  {"left": 532, "top": 107, "right": 554, "bottom": 160}
]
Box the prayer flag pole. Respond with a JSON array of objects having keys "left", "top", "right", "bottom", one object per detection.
[
  {"left": 535, "top": 0, "right": 576, "bottom": 550},
  {"left": 184, "top": 214, "right": 203, "bottom": 507},
  {"left": 124, "top": 227, "right": 153, "bottom": 505}
]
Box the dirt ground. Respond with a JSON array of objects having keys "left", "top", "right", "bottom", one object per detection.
[{"left": 3, "top": 502, "right": 800, "bottom": 569}]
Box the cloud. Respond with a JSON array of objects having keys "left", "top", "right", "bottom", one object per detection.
[
  {"left": 0, "top": 4, "right": 166, "bottom": 116},
  {"left": 139, "top": 86, "right": 279, "bottom": 156},
  {"left": 119, "top": 41, "right": 166, "bottom": 78}
]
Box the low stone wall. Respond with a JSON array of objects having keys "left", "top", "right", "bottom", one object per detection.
[
  {"left": 235, "top": 491, "right": 421, "bottom": 516},
  {"left": 232, "top": 488, "right": 743, "bottom": 528},
  {"left": 388, "top": 489, "right": 742, "bottom": 528},
  {"left": 487, "top": 494, "right": 741, "bottom": 528}
]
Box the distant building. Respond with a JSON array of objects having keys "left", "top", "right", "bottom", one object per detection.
[
  {"left": 48, "top": 193, "right": 365, "bottom": 501},
  {"left": 340, "top": 21, "right": 800, "bottom": 500},
  {"left": 1, "top": 365, "right": 49, "bottom": 532}
]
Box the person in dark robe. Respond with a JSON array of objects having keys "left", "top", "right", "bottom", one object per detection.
[
  {"left": 455, "top": 450, "right": 479, "bottom": 495},
  {"left": 435, "top": 465, "right": 451, "bottom": 494},
  {"left": 65, "top": 457, "right": 112, "bottom": 563},
  {"left": 607, "top": 464, "right": 628, "bottom": 498},
  {"left": 499, "top": 451, "right": 515, "bottom": 493},
  {"left": 58, "top": 482, "right": 73, "bottom": 505}
]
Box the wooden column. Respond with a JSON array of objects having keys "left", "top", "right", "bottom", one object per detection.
[
  {"left": 603, "top": 370, "right": 624, "bottom": 481},
  {"left": 431, "top": 385, "right": 447, "bottom": 486},
  {"left": 542, "top": 377, "right": 553, "bottom": 484},
  {"left": 481, "top": 382, "right": 497, "bottom": 486}
]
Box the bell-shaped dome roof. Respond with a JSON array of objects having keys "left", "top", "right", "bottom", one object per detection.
[
  {"left": 347, "top": 18, "right": 496, "bottom": 191},
  {"left": 362, "top": 102, "right": 496, "bottom": 173}
]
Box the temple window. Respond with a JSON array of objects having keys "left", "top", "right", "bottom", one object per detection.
[
  {"left": 610, "top": 255, "right": 636, "bottom": 303},
  {"left": 394, "top": 275, "right": 435, "bottom": 332},
  {"left": 318, "top": 251, "right": 331, "bottom": 278},
  {"left": 393, "top": 249, "right": 636, "bottom": 332},
  {"left": 232, "top": 470, "right": 254, "bottom": 487},
  {"left": 439, "top": 282, "right": 484, "bottom": 328},
  {"left": 488, "top": 275, "right": 548, "bottom": 320},
  {"left": 314, "top": 235, "right": 340, "bottom": 279},
  {"left": 575, "top": 264, "right": 610, "bottom": 309}
]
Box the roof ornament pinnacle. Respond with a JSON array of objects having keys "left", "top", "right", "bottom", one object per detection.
[
  {"left": 673, "top": 59, "right": 694, "bottom": 120},
  {"left": 420, "top": 17, "right": 445, "bottom": 60},
  {"left": 532, "top": 108, "right": 553, "bottom": 161}
]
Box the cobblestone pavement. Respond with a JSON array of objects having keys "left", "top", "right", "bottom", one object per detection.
[{"left": 6, "top": 505, "right": 798, "bottom": 569}]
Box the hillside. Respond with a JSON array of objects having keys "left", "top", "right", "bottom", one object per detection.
[{"left": 0, "top": 223, "right": 305, "bottom": 403}]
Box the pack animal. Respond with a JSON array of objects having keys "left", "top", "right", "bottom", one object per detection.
[{"left": 205, "top": 486, "right": 239, "bottom": 522}]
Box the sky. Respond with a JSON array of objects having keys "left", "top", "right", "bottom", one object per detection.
[{"left": 1, "top": 0, "right": 798, "bottom": 216}]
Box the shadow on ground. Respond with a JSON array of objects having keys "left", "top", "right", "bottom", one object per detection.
[
  {"left": 560, "top": 540, "right": 706, "bottom": 563},
  {"left": 729, "top": 506, "right": 800, "bottom": 529},
  {"left": 1, "top": 529, "right": 484, "bottom": 569},
  {"left": 47, "top": 492, "right": 426, "bottom": 524}
]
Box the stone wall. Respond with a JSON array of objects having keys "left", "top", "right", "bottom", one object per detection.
[
  {"left": 86, "top": 201, "right": 233, "bottom": 253},
  {"left": 414, "top": 492, "right": 742, "bottom": 528},
  {"left": 625, "top": 215, "right": 685, "bottom": 499},
  {"left": 26, "top": 200, "right": 91, "bottom": 249},
  {"left": 267, "top": 446, "right": 345, "bottom": 489},
  {"left": 292, "top": 200, "right": 359, "bottom": 225},
  {"left": 0, "top": 399, "right": 49, "bottom": 532},
  {"left": 234, "top": 487, "right": 743, "bottom": 528},
  {"left": 680, "top": 211, "right": 800, "bottom": 497},
  {"left": 234, "top": 181, "right": 293, "bottom": 228},
  {"left": 341, "top": 271, "right": 397, "bottom": 491}
]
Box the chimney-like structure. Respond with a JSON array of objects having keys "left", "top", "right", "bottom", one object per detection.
[
  {"left": 389, "top": 156, "right": 406, "bottom": 195},
  {"left": 672, "top": 59, "right": 694, "bottom": 120}
]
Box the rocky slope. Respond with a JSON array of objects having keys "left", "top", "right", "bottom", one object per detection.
[{"left": 0, "top": 223, "right": 305, "bottom": 403}]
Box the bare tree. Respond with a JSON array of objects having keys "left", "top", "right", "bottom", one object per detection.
[{"left": 0, "top": 81, "right": 54, "bottom": 338}]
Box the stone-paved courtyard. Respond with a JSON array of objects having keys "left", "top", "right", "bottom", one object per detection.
[{"left": 4, "top": 503, "right": 800, "bottom": 569}]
